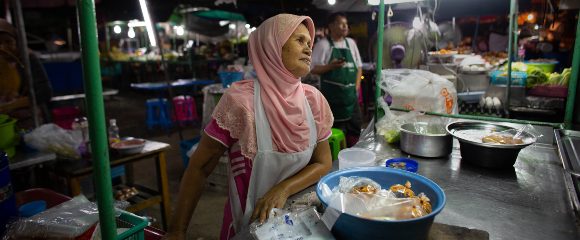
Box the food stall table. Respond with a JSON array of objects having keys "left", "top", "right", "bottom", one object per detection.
[
  {"left": 292, "top": 121, "right": 579, "bottom": 240},
  {"left": 50, "top": 140, "right": 171, "bottom": 230}
]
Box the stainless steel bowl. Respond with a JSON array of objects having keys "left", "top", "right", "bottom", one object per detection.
[
  {"left": 400, "top": 122, "right": 452, "bottom": 158},
  {"left": 446, "top": 121, "right": 537, "bottom": 168}
]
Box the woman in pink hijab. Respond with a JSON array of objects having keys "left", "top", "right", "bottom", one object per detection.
[{"left": 166, "top": 14, "right": 334, "bottom": 240}]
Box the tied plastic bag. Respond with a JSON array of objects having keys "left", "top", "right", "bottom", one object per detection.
[
  {"left": 3, "top": 195, "right": 104, "bottom": 239},
  {"left": 232, "top": 208, "right": 335, "bottom": 240},
  {"left": 375, "top": 106, "right": 423, "bottom": 143},
  {"left": 380, "top": 69, "right": 457, "bottom": 114},
  {"left": 23, "top": 123, "right": 83, "bottom": 159}
]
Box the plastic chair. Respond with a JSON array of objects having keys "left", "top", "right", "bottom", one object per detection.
[
  {"left": 146, "top": 98, "right": 172, "bottom": 129},
  {"left": 172, "top": 96, "right": 199, "bottom": 126},
  {"left": 328, "top": 128, "right": 347, "bottom": 161}
]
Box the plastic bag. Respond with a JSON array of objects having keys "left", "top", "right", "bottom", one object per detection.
[
  {"left": 380, "top": 69, "right": 458, "bottom": 114},
  {"left": 375, "top": 107, "right": 423, "bottom": 143},
  {"left": 454, "top": 124, "right": 542, "bottom": 145},
  {"left": 3, "top": 195, "right": 103, "bottom": 239},
  {"left": 324, "top": 177, "right": 432, "bottom": 221},
  {"left": 248, "top": 207, "right": 335, "bottom": 240},
  {"left": 334, "top": 176, "right": 382, "bottom": 194},
  {"left": 23, "top": 123, "right": 83, "bottom": 159}
]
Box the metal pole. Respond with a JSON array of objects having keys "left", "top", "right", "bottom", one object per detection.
[
  {"left": 76, "top": 0, "right": 116, "bottom": 239},
  {"left": 505, "top": 0, "right": 517, "bottom": 117},
  {"left": 564, "top": 10, "right": 580, "bottom": 129},
  {"left": 375, "top": 0, "right": 385, "bottom": 129},
  {"left": 11, "top": 0, "right": 39, "bottom": 127}
]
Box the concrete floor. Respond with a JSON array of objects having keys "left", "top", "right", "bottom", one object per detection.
[{"left": 103, "top": 90, "right": 227, "bottom": 239}]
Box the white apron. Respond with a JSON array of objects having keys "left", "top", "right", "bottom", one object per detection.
[{"left": 229, "top": 79, "right": 318, "bottom": 232}]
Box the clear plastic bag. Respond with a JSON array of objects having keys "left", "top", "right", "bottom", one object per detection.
[
  {"left": 334, "top": 176, "right": 382, "bottom": 194},
  {"left": 247, "top": 207, "right": 335, "bottom": 240},
  {"left": 455, "top": 123, "right": 543, "bottom": 145},
  {"left": 324, "top": 177, "right": 432, "bottom": 221},
  {"left": 23, "top": 123, "right": 83, "bottom": 159},
  {"left": 375, "top": 107, "right": 423, "bottom": 143},
  {"left": 2, "top": 195, "right": 107, "bottom": 239}
]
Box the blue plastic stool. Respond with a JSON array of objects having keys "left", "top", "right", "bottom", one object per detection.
[
  {"left": 146, "top": 98, "right": 172, "bottom": 129},
  {"left": 328, "top": 128, "right": 347, "bottom": 161}
]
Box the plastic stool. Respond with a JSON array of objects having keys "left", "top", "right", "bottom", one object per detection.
[
  {"left": 328, "top": 128, "right": 346, "bottom": 161},
  {"left": 146, "top": 98, "right": 172, "bottom": 129},
  {"left": 173, "top": 96, "right": 199, "bottom": 126}
]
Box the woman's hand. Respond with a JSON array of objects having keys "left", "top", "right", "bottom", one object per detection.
[{"left": 250, "top": 183, "right": 290, "bottom": 223}]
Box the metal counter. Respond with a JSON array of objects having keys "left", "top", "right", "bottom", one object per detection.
[{"left": 297, "top": 124, "right": 580, "bottom": 240}]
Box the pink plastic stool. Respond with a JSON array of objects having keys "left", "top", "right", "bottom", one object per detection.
[{"left": 172, "top": 96, "right": 199, "bottom": 126}]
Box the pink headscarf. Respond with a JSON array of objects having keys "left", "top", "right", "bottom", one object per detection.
[{"left": 211, "top": 14, "right": 334, "bottom": 159}]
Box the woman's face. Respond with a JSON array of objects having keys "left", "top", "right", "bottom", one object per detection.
[{"left": 282, "top": 24, "right": 312, "bottom": 78}]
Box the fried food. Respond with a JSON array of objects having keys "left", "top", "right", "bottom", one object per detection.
[{"left": 482, "top": 134, "right": 524, "bottom": 144}]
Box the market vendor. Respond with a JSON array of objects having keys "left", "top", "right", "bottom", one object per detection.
[
  {"left": 166, "top": 14, "right": 334, "bottom": 240},
  {"left": 310, "top": 12, "right": 363, "bottom": 147}
]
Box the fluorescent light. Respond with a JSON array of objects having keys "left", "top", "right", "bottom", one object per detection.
[
  {"left": 534, "top": 24, "right": 539, "bottom": 30},
  {"left": 328, "top": 0, "right": 336, "bottom": 5},
  {"left": 113, "top": 25, "right": 121, "bottom": 34},
  {"left": 370, "top": 0, "right": 425, "bottom": 5},
  {"left": 128, "top": 27, "right": 136, "bottom": 38},
  {"left": 229, "top": 23, "right": 236, "bottom": 30},
  {"left": 219, "top": 20, "right": 230, "bottom": 26},
  {"left": 245, "top": 24, "right": 251, "bottom": 29},
  {"left": 128, "top": 20, "right": 146, "bottom": 28},
  {"left": 138, "top": 0, "right": 157, "bottom": 47}
]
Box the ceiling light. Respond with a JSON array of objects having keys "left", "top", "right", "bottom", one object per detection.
[
  {"left": 174, "top": 25, "right": 185, "bottom": 36},
  {"left": 128, "top": 27, "right": 136, "bottom": 38},
  {"left": 219, "top": 20, "right": 230, "bottom": 26},
  {"left": 328, "top": 0, "right": 336, "bottom": 5},
  {"left": 113, "top": 25, "right": 121, "bottom": 34}
]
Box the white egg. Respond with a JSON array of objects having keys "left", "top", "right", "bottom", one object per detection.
[
  {"left": 479, "top": 97, "right": 486, "bottom": 107},
  {"left": 492, "top": 97, "right": 502, "bottom": 109},
  {"left": 485, "top": 97, "right": 494, "bottom": 109}
]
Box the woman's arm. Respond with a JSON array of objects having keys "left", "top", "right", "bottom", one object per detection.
[
  {"left": 251, "top": 140, "right": 332, "bottom": 222},
  {"left": 166, "top": 132, "right": 227, "bottom": 238}
]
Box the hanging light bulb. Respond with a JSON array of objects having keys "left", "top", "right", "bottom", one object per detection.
[
  {"left": 174, "top": 25, "right": 185, "bottom": 36},
  {"left": 328, "top": 0, "right": 336, "bottom": 5},
  {"left": 534, "top": 24, "right": 539, "bottom": 30},
  {"left": 412, "top": 17, "right": 422, "bottom": 29},
  {"left": 245, "top": 24, "right": 251, "bottom": 29},
  {"left": 527, "top": 13, "right": 534, "bottom": 22},
  {"left": 128, "top": 27, "right": 136, "bottom": 38},
  {"left": 368, "top": 0, "right": 380, "bottom": 5},
  {"left": 113, "top": 25, "right": 121, "bottom": 34}
]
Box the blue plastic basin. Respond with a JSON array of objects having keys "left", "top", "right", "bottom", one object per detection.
[{"left": 316, "top": 167, "right": 446, "bottom": 240}]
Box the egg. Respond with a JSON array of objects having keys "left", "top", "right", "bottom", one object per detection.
[
  {"left": 479, "top": 97, "right": 486, "bottom": 107},
  {"left": 492, "top": 97, "right": 502, "bottom": 110},
  {"left": 485, "top": 97, "right": 494, "bottom": 109}
]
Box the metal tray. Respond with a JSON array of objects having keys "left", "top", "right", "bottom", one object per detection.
[
  {"left": 554, "top": 129, "right": 580, "bottom": 215},
  {"left": 446, "top": 121, "right": 536, "bottom": 149}
]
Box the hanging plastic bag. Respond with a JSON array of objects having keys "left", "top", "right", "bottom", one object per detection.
[{"left": 380, "top": 69, "right": 458, "bottom": 114}]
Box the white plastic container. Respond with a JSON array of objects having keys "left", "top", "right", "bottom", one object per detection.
[{"left": 338, "top": 148, "right": 376, "bottom": 170}]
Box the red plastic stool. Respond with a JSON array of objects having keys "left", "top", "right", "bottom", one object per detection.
[{"left": 172, "top": 96, "right": 199, "bottom": 126}]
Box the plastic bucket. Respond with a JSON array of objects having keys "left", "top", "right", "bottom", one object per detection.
[
  {"left": 0, "top": 151, "right": 18, "bottom": 235},
  {"left": 218, "top": 71, "right": 244, "bottom": 88},
  {"left": 526, "top": 61, "right": 558, "bottom": 73},
  {"left": 338, "top": 148, "right": 376, "bottom": 170},
  {"left": 52, "top": 107, "right": 80, "bottom": 130},
  {"left": 0, "top": 118, "right": 17, "bottom": 158},
  {"left": 317, "top": 167, "right": 446, "bottom": 240}
]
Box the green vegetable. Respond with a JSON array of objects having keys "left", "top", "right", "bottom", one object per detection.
[
  {"left": 383, "top": 130, "right": 400, "bottom": 143},
  {"left": 560, "top": 68, "right": 571, "bottom": 86},
  {"left": 526, "top": 66, "right": 548, "bottom": 87},
  {"left": 546, "top": 72, "right": 562, "bottom": 85},
  {"left": 501, "top": 62, "right": 528, "bottom": 72}
]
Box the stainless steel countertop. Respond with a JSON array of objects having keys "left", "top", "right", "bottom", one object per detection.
[{"left": 294, "top": 123, "right": 580, "bottom": 240}]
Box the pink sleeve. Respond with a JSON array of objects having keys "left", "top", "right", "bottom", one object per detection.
[{"left": 204, "top": 118, "right": 236, "bottom": 148}]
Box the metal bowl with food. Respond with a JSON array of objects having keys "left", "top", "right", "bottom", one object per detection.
[
  {"left": 400, "top": 122, "right": 452, "bottom": 158},
  {"left": 111, "top": 138, "right": 146, "bottom": 155},
  {"left": 446, "top": 121, "right": 537, "bottom": 168}
]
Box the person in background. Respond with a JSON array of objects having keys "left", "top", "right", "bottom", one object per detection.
[
  {"left": 0, "top": 18, "right": 53, "bottom": 124},
  {"left": 166, "top": 14, "right": 333, "bottom": 240},
  {"left": 310, "top": 12, "right": 363, "bottom": 147}
]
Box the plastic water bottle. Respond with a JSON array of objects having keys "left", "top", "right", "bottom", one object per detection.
[{"left": 108, "top": 119, "right": 120, "bottom": 145}]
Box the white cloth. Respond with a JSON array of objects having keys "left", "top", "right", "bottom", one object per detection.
[
  {"left": 311, "top": 37, "right": 363, "bottom": 69},
  {"left": 231, "top": 79, "right": 318, "bottom": 231}
]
